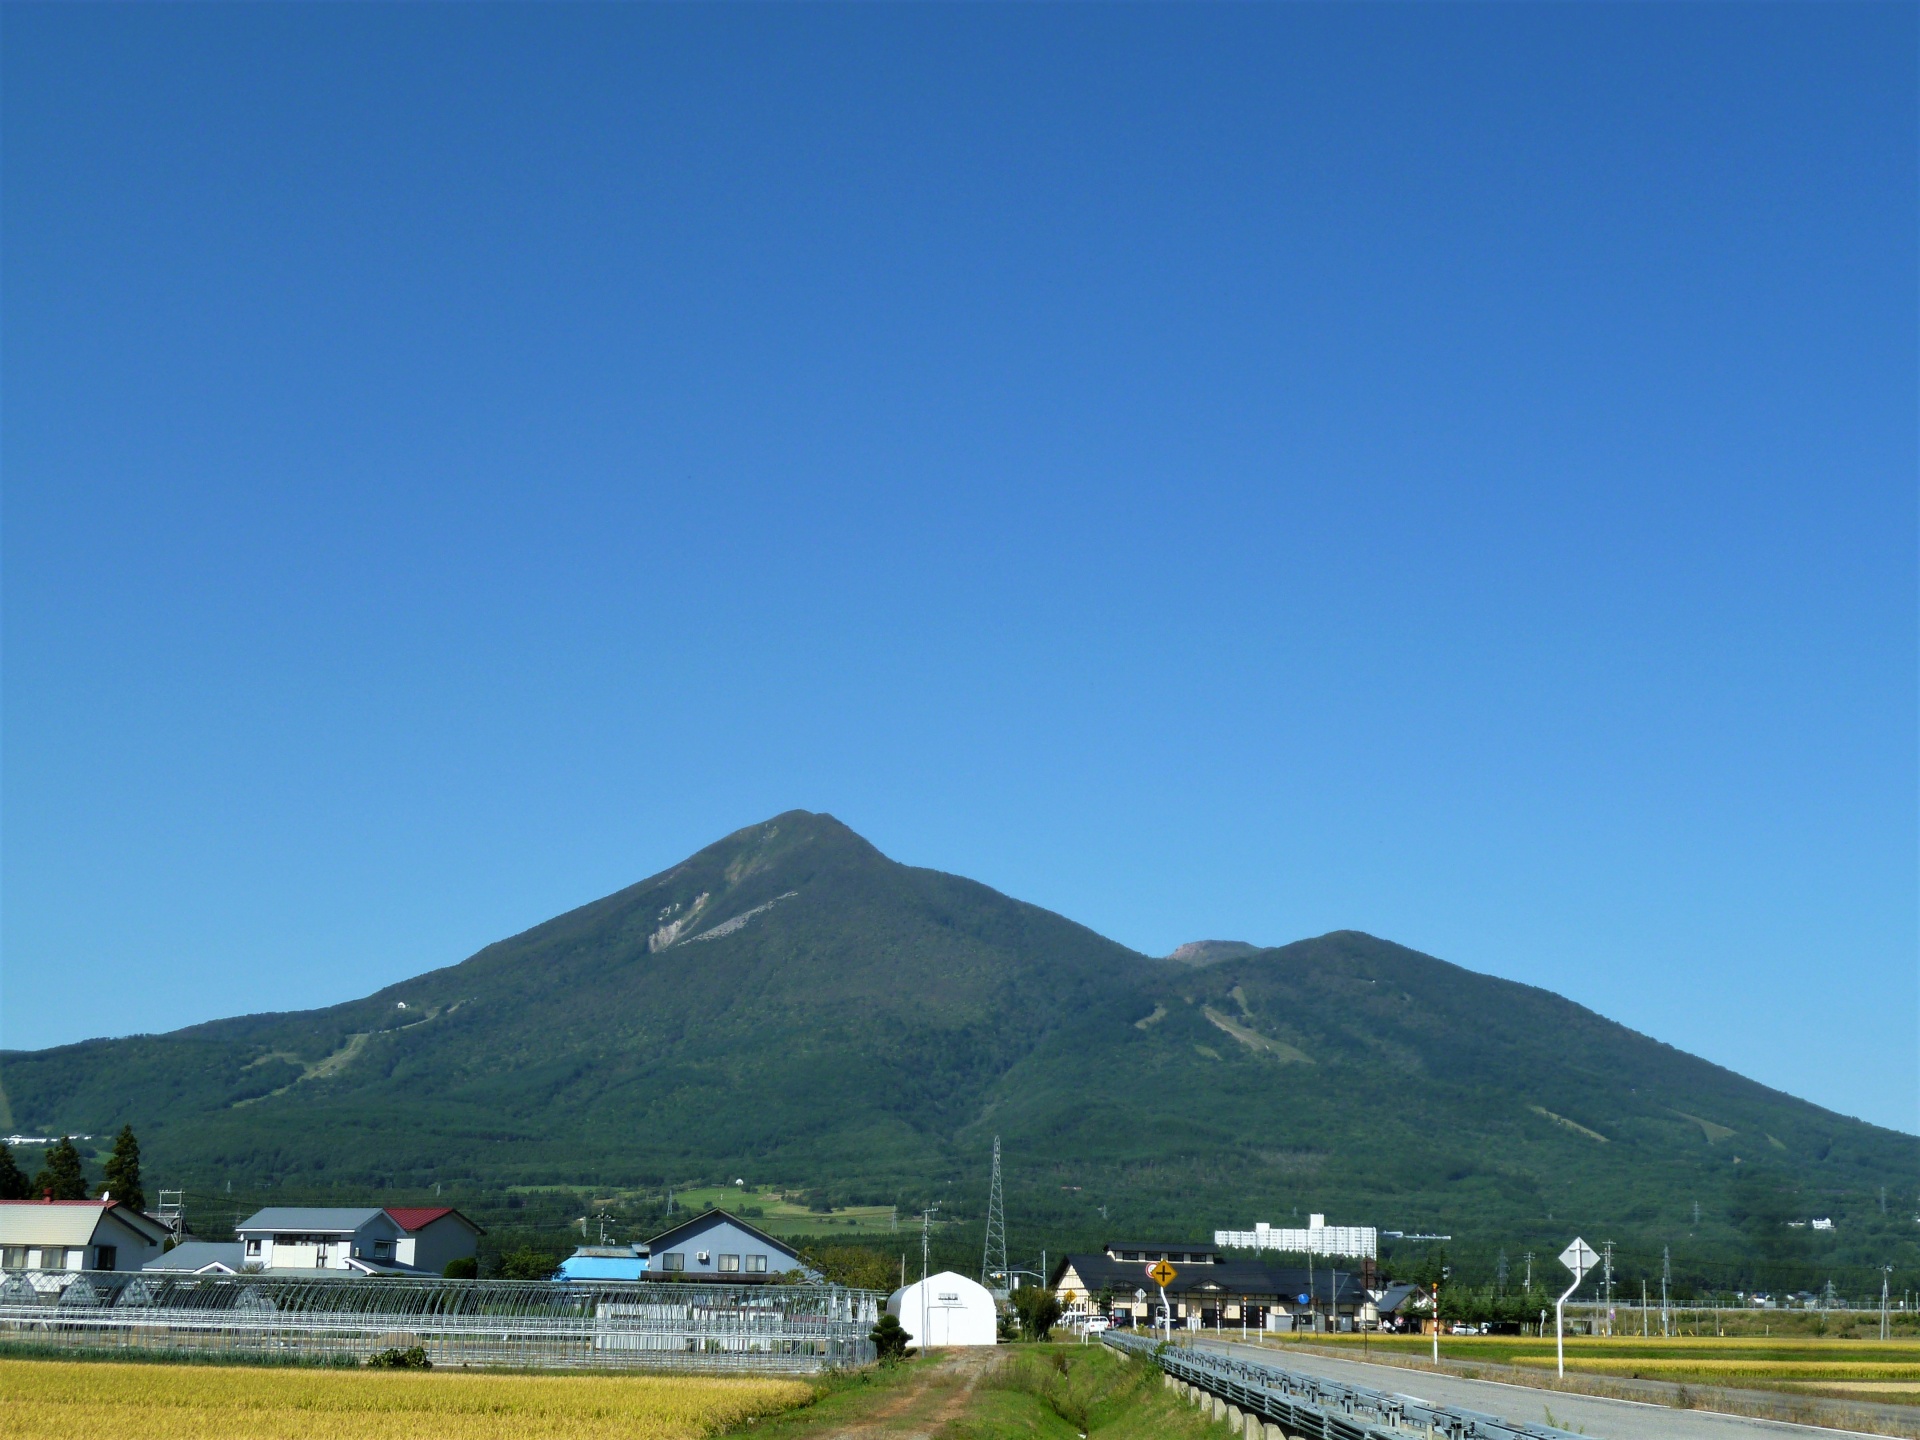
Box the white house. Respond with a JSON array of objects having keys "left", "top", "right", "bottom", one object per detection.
[
  {"left": 234, "top": 1207, "right": 408, "bottom": 1273},
  {"left": 887, "top": 1270, "right": 998, "bottom": 1348},
  {"left": 384, "top": 1207, "right": 484, "bottom": 1274},
  {"left": 0, "top": 1199, "right": 169, "bottom": 1273}
]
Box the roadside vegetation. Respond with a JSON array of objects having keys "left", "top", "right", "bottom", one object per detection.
[{"left": 731, "top": 1342, "right": 1235, "bottom": 1440}]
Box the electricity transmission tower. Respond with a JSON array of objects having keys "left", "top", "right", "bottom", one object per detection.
[{"left": 980, "top": 1136, "right": 1008, "bottom": 1294}]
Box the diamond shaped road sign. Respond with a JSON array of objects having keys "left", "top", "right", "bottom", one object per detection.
[{"left": 1559, "top": 1237, "right": 1597, "bottom": 1281}]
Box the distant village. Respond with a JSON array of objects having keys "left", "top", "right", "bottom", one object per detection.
[{"left": 0, "top": 1126, "right": 1869, "bottom": 1366}]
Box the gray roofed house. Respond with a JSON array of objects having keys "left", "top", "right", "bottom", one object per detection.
[
  {"left": 0, "top": 1200, "right": 170, "bottom": 1273},
  {"left": 144, "top": 1240, "right": 247, "bottom": 1275},
  {"left": 234, "top": 1207, "right": 411, "bottom": 1274}
]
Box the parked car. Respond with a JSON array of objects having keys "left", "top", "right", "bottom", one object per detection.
[{"left": 1084, "top": 1315, "right": 1112, "bottom": 1333}]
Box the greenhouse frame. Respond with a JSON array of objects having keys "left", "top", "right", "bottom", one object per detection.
[{"left": 0, "top": 1269, "right": 880, "bottom": 1371}]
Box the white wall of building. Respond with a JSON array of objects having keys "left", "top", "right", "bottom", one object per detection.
[{"left": 887, "top": 1271, "right": 997, "bottom": 1348}]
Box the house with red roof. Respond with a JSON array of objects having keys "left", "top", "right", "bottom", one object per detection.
[{"left": 385, "top": 1206, "right": 484, "bottom": 1275}]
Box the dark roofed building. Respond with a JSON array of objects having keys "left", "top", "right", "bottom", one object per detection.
[
  {"left": 1052, "top": 1249, "right": 1367, "bottom": 1333},
  {"left": 634, "top": 1209, "right": 816, "bottom": 1283},
  {"left": 1101, "top": 1241, "right": 1224, "bottom": 1265}
]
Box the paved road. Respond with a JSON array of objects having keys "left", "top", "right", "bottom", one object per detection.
[{"left": 1192, "top": 1338, "right": 1883, "bottom": 1440}]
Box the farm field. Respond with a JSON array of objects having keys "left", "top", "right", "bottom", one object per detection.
[
  {"left": 664, "top": 1186, "right": 903, "bottom": 1238},
  {"left": 1262, "top": 1332, "right": 1920, "bottom": 1409},
  {"left": 0, "top": 1357, "right": 813, "bottom": 1440}
]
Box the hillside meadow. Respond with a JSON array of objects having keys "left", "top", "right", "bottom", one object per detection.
[{"left": 0, "top": 1358, "right": 813, "bottom": 1440}]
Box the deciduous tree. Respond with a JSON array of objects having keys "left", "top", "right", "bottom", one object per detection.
[{"left": 1012, "top": 1285, "right": 1062, "bottom": 1340}]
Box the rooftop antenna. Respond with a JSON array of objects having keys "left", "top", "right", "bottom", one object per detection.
[{"left": 980, "top": 1137, "right": 1008, "bottom": 1294}]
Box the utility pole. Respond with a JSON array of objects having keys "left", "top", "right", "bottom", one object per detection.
[
  {"left": 1661, "top": 1246, "right": 1671, "bottom": 1337},
  {"left": 920, "top": 1205, "right": 939, "bottom": 1352},
  {"left": 1601, "top": 1242, "right": 1614, "bottom": 1335},
  {"left": 1641, "top": 1281, "right": 1648, "bottom": 1336},
  {"left": 1523, "top": 1251, "right": 1534, "bottom": 1292},
  {"left": 1882, "top": 1267, "right": 1893, "bottom": 1341}
]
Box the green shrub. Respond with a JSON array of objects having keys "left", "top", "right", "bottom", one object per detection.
[{"left": 870, "top": 1312, "right": 914, "bottom": 1362}]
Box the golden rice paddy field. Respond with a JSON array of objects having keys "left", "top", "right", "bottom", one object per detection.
[{"left": 0, "top": 1357, "right": 815, "bottom": 1440}]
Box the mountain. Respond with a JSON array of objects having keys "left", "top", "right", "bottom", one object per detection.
[{"left": 3, "top": 811, "right": 1913, "bottom": 1279}]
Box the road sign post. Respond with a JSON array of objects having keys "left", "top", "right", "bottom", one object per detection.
[
  {"left": 1556, "top": 1238, "right": 1597, "bottom": 1378},
  {"left": 1146, "top": 1261, "right": 1178, "bottom": 1342}
]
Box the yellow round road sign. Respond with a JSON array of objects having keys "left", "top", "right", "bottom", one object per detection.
[{"left": 1147, "top": 1260, "right": 1178, "bottom": 1287}]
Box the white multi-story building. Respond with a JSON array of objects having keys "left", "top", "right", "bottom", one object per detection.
[
  {"left": 235, "top": 1207, "right": 408, "bottom": 1273},
  {"left": 1215, "top": 1214, "right": 1378, "bottom": 1260}
]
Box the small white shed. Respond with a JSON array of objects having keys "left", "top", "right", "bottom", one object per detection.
[{"left": 887, "top": 1270, "right": 998, "bottom": 1348}]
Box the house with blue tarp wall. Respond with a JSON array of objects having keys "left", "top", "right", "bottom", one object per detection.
[
  {"left": 643, "top": 1209, "right": 814, "bottom": 1281},
  {"left": 555, "top": 1208, "right": 817, "bottom": 1283}
]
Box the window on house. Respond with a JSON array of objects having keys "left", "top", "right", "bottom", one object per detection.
[
  {"left": 38, "top": 1248, "right": 69, "bottom": 1271},
  {"left": 746, "top": 1255, "right": 768, "bottom": 1274},
  {"left": 95, "top": 1246, "right": 117, "bottom": 1272},
  {"left": 0, "top": 1247, "right": 24, "bottom": 1269},
  {"left": 246, "top": 1239, "right": 262, "bottom": 1255},
  {"left": 718, "top": 1254, "right": 740, "bottom": 1272},
  {"left": 662, "top": 1253, "right": 685, "bottom": 1272},
  {"left": 374, "top": 1239, "right": 392, "bottom": 1256}
]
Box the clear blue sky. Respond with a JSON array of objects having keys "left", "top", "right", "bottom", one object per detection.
[{"left": 4, "top": 5, "right": 1913, "bottom": 1132}]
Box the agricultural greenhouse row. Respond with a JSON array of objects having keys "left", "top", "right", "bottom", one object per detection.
[{"left": 0, "top": 1269, "right": 881, "bottom": 1371}]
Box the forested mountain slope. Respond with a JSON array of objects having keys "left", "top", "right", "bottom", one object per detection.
[{"left": 3, "top": 812, "right": 1910, "bottom": 1268}]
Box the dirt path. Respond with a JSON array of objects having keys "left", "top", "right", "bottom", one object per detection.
[{"left": 793, "top": 1350, "right": 1002, "bottom": 1440}]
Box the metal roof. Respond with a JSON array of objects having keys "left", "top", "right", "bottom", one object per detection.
[
  {"left": 1055, "top": 1252, "right": 1366, "bottom": 1305},
  {"left": 235, "top": 1207, "right": 393, "bottom": 1233},
  {"left": 0, "top": 1200, "right": 169, "bottom": 1246},
  {"left": 384, "top": 1206, "right": 484, "bottom": 1235},
  {"left": 144, "top": 1241, "right": 246, "bottom": 1273},
  {"left": 643, "top": 1208, "right": 799, "bottom": 1259}
]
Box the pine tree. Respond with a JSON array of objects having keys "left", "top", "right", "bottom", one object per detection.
[
  {"left": 0, "top": 1143, "right": 28, "bottom": 1201},
  {"left": 99, "top": 1126, "right": 144, "bottom": 1212},
  {"left": 30, "top": 1137, "right": 88, "bottom": 1201}
]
